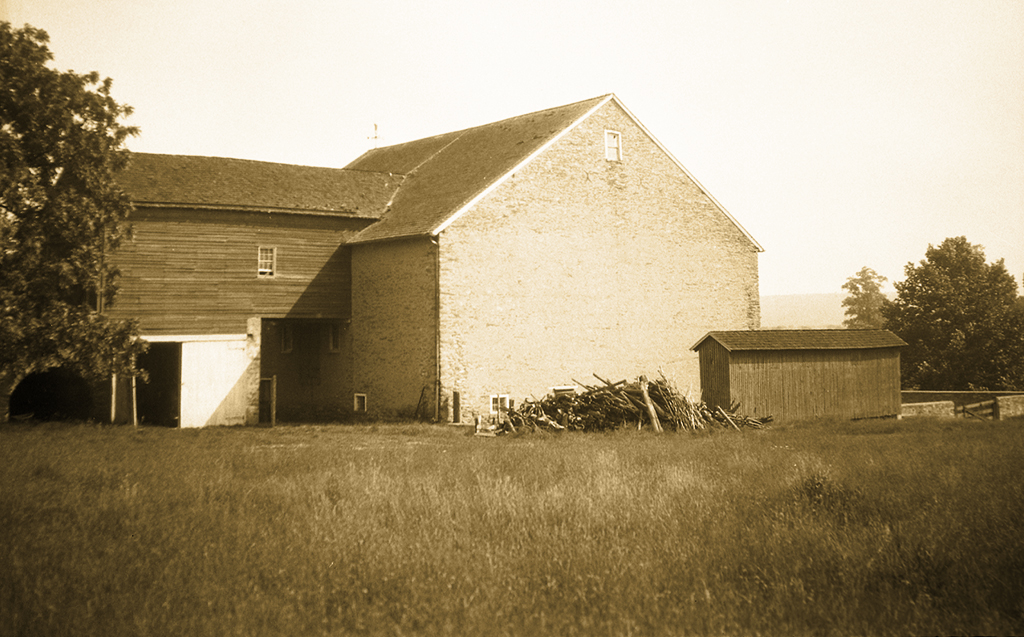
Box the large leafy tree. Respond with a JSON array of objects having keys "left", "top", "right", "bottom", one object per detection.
[
  {"left": 841, "top": 266, "right": 889, "bottom": 329},
  {"left": 1, "top": 22, "right": 144, "bottom": 421},
  {"left": 883, "top": 236, "right": 1024, "bottom": 390}
]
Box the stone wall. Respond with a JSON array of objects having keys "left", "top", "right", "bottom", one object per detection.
[
  {"left": 997, "top": 395, "right": 1024, "bottom": 419},
  {"left": 437, "top": 100, "right": 760, "bottom": 423},
  {"left": 352, "top": 238, "right": 438, "bottom": 418},
  {"left": 901, "top": 401, "right": 955, "bottom": 418},
  {"left": 902, "top": 390, "right": 1024, "bottom": 406}
]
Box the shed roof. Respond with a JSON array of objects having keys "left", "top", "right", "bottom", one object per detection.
[
  {"left": 344, "top": 95, "right": 610, "bottom": 243},
  {"left": 691, "top": 329, "right": 907, "bottom": 352},
  {"left": 119, "top": 153, "right": 399, "bottom": 216}
]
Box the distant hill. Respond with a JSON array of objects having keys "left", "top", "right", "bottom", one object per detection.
[{"left": 760, "top": 293, "right": 846, "bottom": 329}]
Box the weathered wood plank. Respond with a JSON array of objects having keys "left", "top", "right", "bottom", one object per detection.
[{"left": 106, "top": 207, "right": 370, "bottom": 334}]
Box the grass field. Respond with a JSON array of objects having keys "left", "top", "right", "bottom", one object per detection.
[{"left": 1, "top": 417, "right": 1023, "bottom": 636}]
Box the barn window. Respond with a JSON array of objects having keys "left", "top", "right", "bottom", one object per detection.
[
  {"left": 490, "top": 394, "right": 509, "bottom": 414},
  {"left": 354, "top": 393, "right": 367, "bottom": 413},
  {"left": 326, "top": 323, "right": 342, "bottom": 353},
  {"left": 257, "top": 246, "right": 276, "bottom": 277},
  {"left": 604, "top": 130, "right": 622, "bottom": 161}
]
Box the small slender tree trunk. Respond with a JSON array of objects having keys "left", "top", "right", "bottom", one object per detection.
[{"left": 0, "top": 375, "right": 18, "bottom": 423}]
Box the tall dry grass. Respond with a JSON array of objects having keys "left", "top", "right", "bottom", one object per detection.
[{"left": 1, "top": 418, "right": 1022, "bottom": 636}]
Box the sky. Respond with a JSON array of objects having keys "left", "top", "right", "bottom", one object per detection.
[{"left": 3, "top": 0, "right": 1022, "bottom": 296}]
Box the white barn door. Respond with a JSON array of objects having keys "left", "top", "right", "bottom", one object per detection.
[{"left": 179, "top": 337, "right": 257, "bottom": 427}]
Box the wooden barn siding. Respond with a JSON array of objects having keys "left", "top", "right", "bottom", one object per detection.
[
  {"left": 729, "top": 348, "right": 901, "bottom": 420},
  {"left": 698, "top": 340, "right": 731, "bottom": 409},
  {"left": 106, "top": 208, "right": 370, "bottom": 335}
]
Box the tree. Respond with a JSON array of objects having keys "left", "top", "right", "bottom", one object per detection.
[
  {"left": 1, "top": 23, "right": 145, "bottom": 421},
  {"left": 841, "top": 267, "right": 889, "bottom": 328},
  {"left": 883, "top": 236, "right": 1024, "bottom": 390}
]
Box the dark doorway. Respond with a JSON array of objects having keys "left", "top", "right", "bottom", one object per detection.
[
  {"left": 10, "top": 368, "right": 94, "bottom": 421},
  {"left": 136, "top": 342, "right": 181, "bottom": 426}
]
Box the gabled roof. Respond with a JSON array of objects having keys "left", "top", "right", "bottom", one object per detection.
[
  {"left": 691, "top": 329, "right": 907, "bottom": 352},
  {"left": 119, "top": 153, "right": 399, "bottom": 217},
  {"left": 344, "top": 94, "right": 762, "bottom": 250},
  {"left": 344, "top": 95, "right": 611, "bottom": 243},
  {"left": 118, "top": 96, "right": 763, "bottom": 249}
]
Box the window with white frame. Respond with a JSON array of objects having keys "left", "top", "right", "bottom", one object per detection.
[
  {"left": 604, "top": 130, "right": 622, "bottom": 161},
  {"left": 257, "top": 246, "right": 276, "bottom": 277},
  {"left": 354, "top": 393, "right": 367, "bottom": 413},
  {"left": 490, "top": 394, "right": 509, "bottom": 414}
]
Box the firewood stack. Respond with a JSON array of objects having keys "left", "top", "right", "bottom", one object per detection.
[{"left": 491, "top": 374, "right": 771, "bottom": 435}]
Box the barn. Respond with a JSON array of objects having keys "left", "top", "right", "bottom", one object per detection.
[
  {"left": 691, "top": 329, "right": 906, "bottom": 421},
  {"left": 94, "top": 94, "right": 763, "bottom": 426}
]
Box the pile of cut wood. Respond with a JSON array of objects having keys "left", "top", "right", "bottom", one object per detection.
[{"left": 480, "top": 374, "right": 771, "bottom": 435}]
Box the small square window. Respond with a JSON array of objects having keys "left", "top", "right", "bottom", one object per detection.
[
  {"left": 280, "top": 324, "right": 293, "bottom": 354},
  {"left": 354, "top": 393, "right": 367, "bottom": 413},
  {"left": 605, "top": 130, "right": 622, "bottom": 161},
  {"left": 326, "top": 323, "right": 342, "bottom": 352},
  {"left": 258, "top": 247, "right": 276, "bottom": 277},
  {"left": 490, "top": 394, "right": 509, "bottom": 414}
]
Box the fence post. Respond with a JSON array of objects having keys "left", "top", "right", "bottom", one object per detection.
[{"left": 271, "top": 375, "right": 277, "bottom": 427}]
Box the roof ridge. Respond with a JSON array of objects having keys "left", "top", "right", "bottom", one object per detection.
[
  {"left": 368, "top": 94, "right": 612, "bottom": 154},
  {"left": 691, "top": 329, "right": 906, "bottom": 352},
  {"left": 787, "top": 329, "right": 887, "bottom": 333},
  {"left": 128, "top": 151, "right": 354, "bottom": 172},
  {"left": 406, "top": 130, "right": 468, "bottom": 176}
]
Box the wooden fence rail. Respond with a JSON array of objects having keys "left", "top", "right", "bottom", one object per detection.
[{"left": 960, "top": 399, "right": 996, "bottom": 420}]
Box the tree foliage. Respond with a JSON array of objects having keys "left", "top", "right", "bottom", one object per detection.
[
  {"left": 841, "top": 267, "right": 889, "bottom": 329},
  {"left": 0, "top": 22, "right": 144, "bottom": 418},
  {"left": 883, "top": 237, "right": 1024, "bottom": 390}
]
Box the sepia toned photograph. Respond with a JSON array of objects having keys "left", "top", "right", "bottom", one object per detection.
[{"left": 2, "top": 0, "right": 1022, "bottom": 634}]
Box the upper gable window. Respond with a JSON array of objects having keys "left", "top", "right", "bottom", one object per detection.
[
  {"left": 257, "top": 246, "right": 276, "bottom": 278},
  {"left": 605, "top": 130, "right": 622, "bottom": 161}
]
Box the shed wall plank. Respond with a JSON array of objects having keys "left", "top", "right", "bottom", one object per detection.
[{"left": 727, "top": 348, "right": 901, "bottom": 420}]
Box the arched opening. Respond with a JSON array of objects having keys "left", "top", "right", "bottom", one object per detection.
[{"left": 10, "top": 368, "right": 95, "bottom": 421}]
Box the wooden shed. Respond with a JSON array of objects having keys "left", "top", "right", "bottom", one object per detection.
[{"left": 691, "top": 330, "right": 906, "bottom": 421}]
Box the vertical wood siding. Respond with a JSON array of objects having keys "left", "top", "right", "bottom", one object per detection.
[
  {"left": 698, "top": 340, "right": 731, "bottom": 409},
  {"left": 105, "top": 207, "right": 370, "bottom": 335},
  {"left": 726, "top": 348, "right": 901, "bottom": 420}
]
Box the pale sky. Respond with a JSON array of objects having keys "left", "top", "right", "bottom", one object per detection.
[{"left": 4, "top": 0, "right": 1022, "bottom": 296}]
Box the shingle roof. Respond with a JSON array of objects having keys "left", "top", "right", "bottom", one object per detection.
[
  {"left": 119, "top": 153, "right": 400, "bottom": 217},
  {"left": 691, "top": 329, "right": 907, "bottom": 352},
  {"left": 343, "top": 95, "right": 611, "bottom": 243}
]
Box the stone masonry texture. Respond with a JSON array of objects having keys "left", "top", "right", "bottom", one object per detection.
[
  {"left": 352, "top": 238, "right": 438, "bottom": 417},
  {"left": 437, "top": 101, "right": 760, "bottom": 423}
]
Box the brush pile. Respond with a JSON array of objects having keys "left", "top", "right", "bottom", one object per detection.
[{"left": 482, "top": 374, "right": 771, "bottom": 435}]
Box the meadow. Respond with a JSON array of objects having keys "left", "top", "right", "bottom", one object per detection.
[{"left": 1, "top": 417, "right": 1022, "bottom": 636}]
